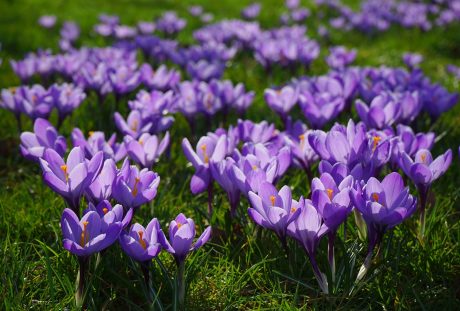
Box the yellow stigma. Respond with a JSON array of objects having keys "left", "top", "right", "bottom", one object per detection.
[
  {"left": 32, "top": 95, "right": 37, "bottom": 103},
  {"left": 252, "top": 165, "right": 258, "bottom": 171},
  {"left": 291, "top": 207, "right": 297, "bottom": 213},
  {"left": 60, "top": 165, "right": 69, "bottom": 182},
  {"left": 139, "top": 139, "right": 144, "bottom": 146},
  {"left": 132, "top": 177, "right": 140, "bottom": 197},
  {"left": 131, "top": 120, "right": 138, "bottom": 131},
  {"left": 372, "top": 136, "right": 381, "bottom": 152},
  {"left": 421, "top": 152, "right": 427, "bottom": 164},
  {"left": 88, "top": 131, "right": 95, "bottom": 137},
  {"left": 138, "top": 231, "right": 147, "bottom": 250},
  {"left": 326, "top": 189, "right": 333, "bottom": 200},
  {"left": 270, "top": 195, "right": 276, "bottom": 206},
  {"left": 372, "top": 193, "right": 379, "bottom": 202},
  {"left": 299, "top": 134, "right": 305, "bottom": 149},
  {"left": 177, "top": 222, "right": 182, "bottom": 229},
  {"left": 80, "top": 221, "right": 89, "bottom": 247},
  {"left": 102, "top": 208, "right": 109, "bottom": 214},
  {"left": 201, "top": 144, "right": 209, "bottom": 164}
]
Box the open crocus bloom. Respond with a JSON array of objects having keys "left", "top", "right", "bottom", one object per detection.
[
  {"left": 248, "top": 182, "right": 302, "bottom": 240},
  {"left": 125, "top": 132, "right": 170, "bottom": 169},
  {"left": 39, "top": 147, "right": 103, "bottom": 211},
  {"left": 119, "top": 218, "right": 165, "bottom": 262},
  {"left": 112, "top": 158, "right": 160, "bottom": 209},
  {"left": 86, "top": 159, "right": 117, "bottom": 204},
  {"left": 20, "top": 118, "right": 67, "bottom": 161},
  {"left": 311, "top": 172, "right": 353, "bottom": 230},
  {"left": 264, "top": 85, "right": 299, "bottom": 121},
  {"left": 61, "top": 206, "right": 123, "bottom": 257},
  {"left": 161, "top": 213, "right": 211, "bottom": 264}
]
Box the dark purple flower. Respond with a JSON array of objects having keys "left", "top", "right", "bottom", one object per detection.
[
  {"left": 161, "top": 213, "right": 211, "bottom": 264},
  {"left": 119, "top": 218, "right": 165, "bottom": 262},
  {"left": 61, "top": 204, "right": 123, "bottom": 257},
  {"left": 112, "top": 158, "right": 160, "bottom": 209},
  {"left": 39, "top": 147, "right": 104, "bottom": 211},
  {"left": 85, "top": 200, "right": 133, "bottom": 229},
  {"left": 20, "top": 118, "right": 67, "bottom": 161}
]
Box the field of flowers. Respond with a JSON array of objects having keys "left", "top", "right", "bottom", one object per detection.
[{"left": 1, "top": 0, "right": 460, "bottom": 310}]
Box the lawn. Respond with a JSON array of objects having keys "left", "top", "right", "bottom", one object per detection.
[{"left": 0, "top": 0, "right": 459, "bottom": 310}]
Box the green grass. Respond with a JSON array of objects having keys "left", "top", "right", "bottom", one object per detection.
[{"left": 1, "top": 0, "right": 460, "bottom": 310}]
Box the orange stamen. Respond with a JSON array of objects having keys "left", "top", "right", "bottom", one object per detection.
[
  {"left": 326, "top": 189, "right": 333, "bottom": 200},
  {"left": 372, "top": 193, "right": 379, "bottom": 202},
  {"left": 421, "top": 153, "right": 427, "bottom": 164},
  {"left": 132, "top": 177, "right": 140, "bottom": 197},
  {"left": 291, "top": 207, "right": 297, "bottom": 213},
  {"left": 372, "top": 136, "right": 381, "bottom": 152},
  {"left": 270, "top": 195, "right": 276, "bottom": 206},
  {"left": 80, "top": 221, "right": 89, "bottom": 247},
  {"left": 177, "top": 222, "right": 182, "bottom": 229},
  {"left": 102, "top": 208, "right": 109, "bottom": 214},
  {"left": 138, "top": 231, "right": 147, "bottom": 250},
  {"left": 60, "top": 165, "right": 69, "bottom": 182},
  {"left": 201, "top": 144, "right": 209, "bottom": 164}
]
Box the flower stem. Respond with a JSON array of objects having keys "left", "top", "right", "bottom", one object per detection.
[
  {"left": 207, "top": 183, "right": 213, "bottom": 219},
  {"left": 328, "top": 231, "right": 336, "bottom": 284},
  {"left": 175, "top": 261, "right": 186, "bottom": 311},
  {"left": 418, "top": 187, "right": 429, "bottom": 240},
  {"left": 75, "top": 256, "right": 88, "bottom": 308},
  {"left": 306, "top": 252, "right": 328, "bottom": 294},
  {"left": 140, "top": 261, "right": 152, "bottom": 304}
]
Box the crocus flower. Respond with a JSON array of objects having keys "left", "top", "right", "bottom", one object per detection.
[
  {"left": 20, "top": 118, "right": 67, "bottom": 161},
  {"left": 161, "top": 213, "right": 211, "bottom": 264},
  {"left": 264, "top": 85, "right": 299, "bottom": 124},
  {"left": 182, "top": 135, "right": 227, "bottom": 194},
  {"left": 248, "top": 182, "right": 302, "bottom": 245},
  {"left": 390, "top": 124, "right": 434, "bottom": 167},
  {"left": 140, "top": 64, "right": 180, "bottom": 91},
  {"left": 61, "top": 204, "right": 123, "bottom": 257},
  {"left": 114, "top": 110, "right": 153, "bottom": 139},
  {"left": 112, "top": 159, "right": 160, "bottom": 209},
  {"left": 60, "top": 21, "right": 80, "bottom": 42},
  {"left": 39, "top": 147, "right": 103, "bottom": 212},
  {"left": 326, "top": 46, "right": 357, "bottom": 70},
  {"left": 86, "top": 159, "right": 117, "bottom": 204},
  {"left": 237, "top": 119, "right": 275, "bottom": 144},
  {"left": 351, "top": 172, "right": 416, "bottom": 281},
  {"left": 241, "top": 3, "right": 261, "bottom": 20},
  {"left": 156, "top": 11, "right": 186, "bottom": 35},
  {"left": 16, "top": 85, "right": 54, "bottom": 120},
  {"left": 85, "top": 199, "right": 133, "bottom": 229},
  {"left": 421, "top": 85, "right": 458, "bottom": 120},
  {"left": 210, "top": 158, "right": 241, "bottom": 217},
  {"left": 287, "top": 199, "right": 329, "bottom": 293},
  {"left": 119, "top": 218, "right": 165, "bottom": 262},
  {"left": 50, "top": 83, "right": 86, "bottom": 126},
  {"left": 402, "top": 53, "right": 423, "bottom": 70},
  {"left": 71, "top": 128, "right": 127, "bottom": 162},
  {"left": 355, "top": 93, "right": 401, "bottom": 129},
  {"left": 125, "top": 132, "right": 170, "bottom": 169},
  {"left": 38, "top": 15, "right": 57, "bottom": 28}
]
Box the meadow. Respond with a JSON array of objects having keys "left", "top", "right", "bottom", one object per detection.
[{"left": 0, "top": 0, "right": 459, "bottom": 310}]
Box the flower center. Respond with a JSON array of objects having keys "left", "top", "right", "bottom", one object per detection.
[
  {"left": 252, "top": 165, "right": 258, "bottom": 171},
  {"left": 299, "top": 134, "right": 305, "bottom": 149},
  {"left": 421, "top": 152, "right": 427, "bottom": 164},
  {"left": 270, "top": 195, "right": 276, "bottom": 206},
  {"left": 177, "top": 222, "right": 182, "bottom": 229},
  {"left": 372, "top": 136, "right": 381, "bottom": 152},
  {"left": 372, "top": 193, "right": 379, "bottom": 202},
  {"left": 132, "top": 177, "right": 140, "bottom": 197},
  {"left": 88, "top": 131, "right": 95, "bottom": 137},
  {"left": 201, "top": 144, "right": 209, "bottom": 164},
  {"left": 102, "top": 208, "right": 109, "bottom": 214},
  {"left": 60, "top": 165, "right": 69, "bottom": 182},
  {"left": 290, "top": 207, "right": 297, "bottom": 213},
  {"left": 80, "top": 221, "right": 89, "bottom": 247},
  {"left": 326, "top": 188, "right": 333, "bottom": 200},
  {"left": 131, "top": 120, "right": 138, "bottom": 132},
  {"left": 138, "top": 231, "right": 147, "bottom": 250}
]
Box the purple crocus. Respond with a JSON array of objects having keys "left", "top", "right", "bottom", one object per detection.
[
  {"left": 355, "top": 93, "right": 401, "bottom": 129},
  {"left": 38, "top": 15, "right": 57, "bottom": 28},
  {"left": 399, "top": 148, "right": 452, "bottom": 236},
  {"left": 112, "top": 159, "right": 160, "bottom": 209},
  {"left": 182, "top": 135, "right": 227, "bottom": 194},
  {"left": 61, "top": 206, "right": 122, "bottom": 257},
  {"left": 210, "top": 158, "right": 241, "bottom": 217},
  {"left": 248, "top": 182, "right": 302, "bottom": 248},
  {"left": 311, "top": 172, "right": 353, "bottom": 281},
  {"left": 125, "top": 132, "right": 170, "bottom": 169},
  {"left": 287, "top": 199, "right": 329, "bottom": 293},
  {"left": 351, "top": 172, "right": 416, "bottom": 281},
  {"left": 402, "top": 53, "right": 423, "bottom": 70},
  {"left": 264, "top": 85, "right": 299, "bottom": 125},
  {"left": 85, "top": 199, "right": 133, "bottom": 230},
  {"left": 71, "top": 128, "right": 127, "bottom": 162},
  {"left": 161, "top": 213, "right": 211, "bottom": 265},
  {"left": 16, "top": 85, "right": 54, "bottom": 120},
  {"left": 20, "top": 118, "right": 67, "bottom": 161},
  {"left": 241, "top": 3, "right": 261, "bottom": 20},
  {"left": 39, "top": 147, "right": 103, "bottom": 212},
  {"left": 86, "top": 159, "right": 117, "bottom": 204},
  {"left": 326, "top": 46, "right": 357, "bottom": 70},
  {"left": 50, "top": 83, "right": 86, "bottom": 126},
  {"left": 114, "top": 110, "right": 153, "bottom": 139},
  {"left": 119, "top": 218, "right": 165, "bottom": 262}
]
